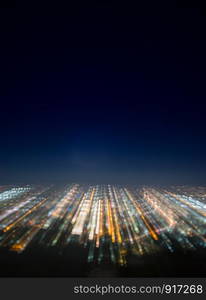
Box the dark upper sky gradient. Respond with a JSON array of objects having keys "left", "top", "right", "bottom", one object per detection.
[{"left": 1, "top": 1, "right": 206, "bottom": 184}]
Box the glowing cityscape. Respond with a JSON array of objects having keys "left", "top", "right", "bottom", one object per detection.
[{"left": 0, "top": 184, "right": 206, "bottom": 267}]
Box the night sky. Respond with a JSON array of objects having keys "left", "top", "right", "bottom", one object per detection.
[{"left": 1, "top": 1, "right": 206, "bottom": 185}]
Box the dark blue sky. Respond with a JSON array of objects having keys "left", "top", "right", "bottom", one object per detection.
[{"left": 1, "top": 1, "right": 206, "bottom": 184}]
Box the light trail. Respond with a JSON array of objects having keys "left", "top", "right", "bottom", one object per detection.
[{"left": 0, "top": 184, "right": 206, "bottom": 264}]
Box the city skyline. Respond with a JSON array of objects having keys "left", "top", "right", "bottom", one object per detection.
[{"left": 0, "top": 184, "right": 206, "bottom": 269}]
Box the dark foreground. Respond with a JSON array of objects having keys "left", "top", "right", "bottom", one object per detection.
[{"left": 0, "top": 245, "right": 206, "bottom": 277}]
